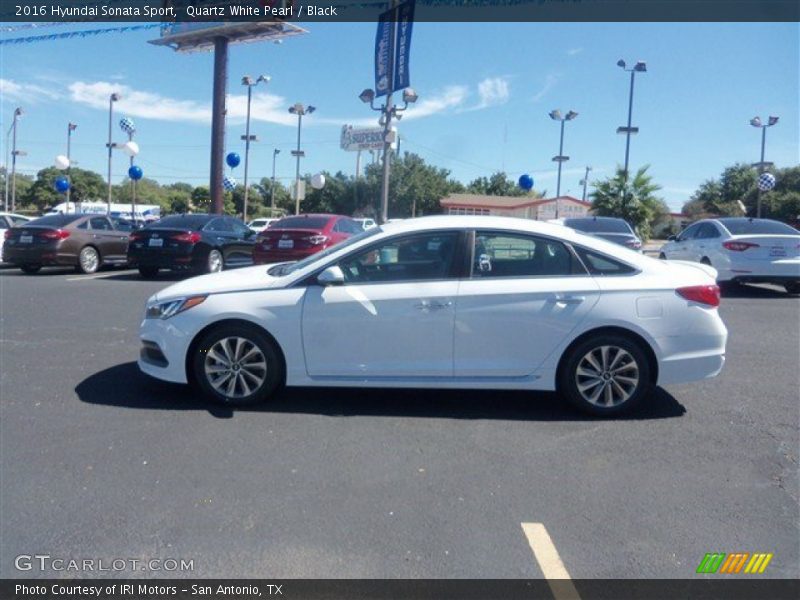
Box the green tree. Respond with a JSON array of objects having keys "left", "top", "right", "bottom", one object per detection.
[
  {"left": 22, "top": 167, "right": 105, "bottom": 211},
  {"left": 0, "top": 167, "right": 34, "bottom": 210},
  {"left": 590, "top": 165, "right": 664, "bottom": 240},
  {"left": 466, "top": 172, "right": 530, "bottom": 197}
]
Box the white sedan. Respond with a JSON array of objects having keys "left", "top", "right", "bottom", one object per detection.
[
  {"left": 138, "top": 216, "right": 727, "bottom": 416},
  {"left": 659, "top": 217, "right": 800, "bottom": 294},
  {"left": 0, "top": 212, "right": 32, "bottom": 262}
]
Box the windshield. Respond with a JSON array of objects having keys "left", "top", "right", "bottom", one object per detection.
[
  {"left": 273, "top": 227, "right": 382, "bottom": 276},
  {"left": 564, "top": 218, "right": 633, "bottom": 234},
  {"left": 718, "top": 218, "right": 799, "bottom": 235}
]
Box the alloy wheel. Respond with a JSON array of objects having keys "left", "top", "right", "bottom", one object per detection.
[
  {"left": 208, "top": 249, "right": 223, "bottom": 273},
  {"left": 575, "top": 345, "right": 640, "bottom": 407},
  {"left": 79, "top": 247, "right": 99, "bottom": 274},
  {"left": 203, "top": 336, "right": 267, "bottom": 400}
]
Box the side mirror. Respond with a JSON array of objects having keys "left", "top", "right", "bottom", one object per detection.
[
  {"left": 317, "top": 265, "right": 345, "bottom": 286},
  {"left": 667, "top": 235, "right": 677, "bottom": 241}
]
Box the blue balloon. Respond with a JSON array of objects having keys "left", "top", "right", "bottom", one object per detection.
[
  {"left": 54, "top": 177, "right": 70, "bottom": 193},
  {"left": 518, "top": 174, "right": 534, "bottom": 191},
  {"left": 226, "top": 152, "right": 241, "bottom": 168},
  {"left": 128, "top": 165, "right": 143, "bottom": 181}
]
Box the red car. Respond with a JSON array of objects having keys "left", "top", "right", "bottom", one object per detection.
[{"left": 253, "top": 214, "right": 363, "bottom": 264}]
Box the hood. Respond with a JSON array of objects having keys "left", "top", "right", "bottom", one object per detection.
[{"left": 152, "top": 264, "right": 290, "bottom": 302}]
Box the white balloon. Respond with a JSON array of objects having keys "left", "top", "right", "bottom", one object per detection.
[
  {"left": 55, "top": 155, "right": 70, "bottom": 170},
  {"left": 310, "top": 173, "right": 326, "bottom": 190},
  {"left": 121, "top": 141, "right": 140, "bottom": 157}
]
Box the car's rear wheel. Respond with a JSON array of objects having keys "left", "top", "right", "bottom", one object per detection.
[
  {"left": 191, "top": 324, "right": 283, "bottom": 406},
  {"left": 658, "top": 253, "right": 667, "bottom": 260},
  {"left": 138, "top": 266, "right": 159, "bottom": 279},
  {"left": 559, "top": 334, "right": 653, "bottom": 416},
  {"left": 196, "top": 248, "right": 223, "bottom": 275},
  {"left": 20, "top": 264, "right": 41, "bottom": 274},
  {"left": 785, "top": 281, "right": 800, "bottom": 295},
  {"left": 77, "top": 246, "right": 100, "bottom": 274}
]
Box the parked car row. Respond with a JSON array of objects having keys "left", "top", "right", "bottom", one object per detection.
[{"left": 3, "top": 212, "right": 367, "bottom": 277}]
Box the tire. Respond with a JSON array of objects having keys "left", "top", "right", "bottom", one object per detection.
[
  {"left": 197, "top": 248, "right": 223, "bottom": 275},
  {"left": 191, "top": 323, "right": 283, "bottom": 406},
  {"left": 700, "top": 257, "right": 712, "bottom": 266},
  {"left": 658, "top": 253, "right": 667, "bottom": 260},
  {"left": 20, "top": 264, "right": 41, "bottom": 274},
  {"left": 558, "top": 333, "right": 654, "bottom": 417},
  {"left": 138, "top": 266, "right": 159, "bottom": 279},
  {"left": 77, "top": 246, "right": 100, "bottom": 274},
  {"left": 785, "top": 281, "right": 800, "bottom": 295}
]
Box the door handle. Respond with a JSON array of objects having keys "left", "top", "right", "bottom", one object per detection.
[
  {"left": 551, "top": 294, "right": 585, "bottom": 305},
  {"left": 414, "top": 300, "right": 453, "bottom": 311}
]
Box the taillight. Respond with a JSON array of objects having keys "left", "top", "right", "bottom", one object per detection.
[
  {"left": 129, "top": 232, "right": 143, "bottom": 242},
  {"left": 40, "top": 229, "right": 71, "bottom": 240},
  {"left": 3, "top": 230, "right": 12, "bottom": 240},
  {"left": 172, "top": 232, "right": 201, "bottom": 243},
  {"left": 723, "top": 241, "right": 759, "bottom": 252},
  {"left": 625, "top": 239, "right": 642, "bottom": 249},
  {"left": 308, "top": 235, "right": 328, "bottom": 245},
  {"left": 677, "top": 285, "right": 720, "bottom": 307}
]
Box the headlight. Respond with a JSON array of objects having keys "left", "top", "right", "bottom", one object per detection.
[{"left": 146, "top": 295, "right": 207, "bottom": 319}]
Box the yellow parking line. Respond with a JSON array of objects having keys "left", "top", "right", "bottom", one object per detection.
[{"left": 521, "top": 522, "right": 581, "bottom": 600}]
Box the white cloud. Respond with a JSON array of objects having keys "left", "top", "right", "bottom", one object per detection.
[
  {"left": 567, "top": 47, "right": 583, "bottom": 56},
  {"left": 0, "top": 78, "right": 61, "bottom": 103},
  {"left": 472, "top": 77, "right": 510, "bottom": 110},
  {"left": 403, "top": 85, "right": 469, "bottom": 120},
  {"left": 532, "top": 74, "right": 558, "bottom": 102},
  {"left": 68, "top": 81, "right": 297, "bottom": 127}
]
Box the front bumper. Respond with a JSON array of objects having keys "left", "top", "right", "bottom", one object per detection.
[{"left": 137, "top": 315, "right": 195, "bottom": 384}]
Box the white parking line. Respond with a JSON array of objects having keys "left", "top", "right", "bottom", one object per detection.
[
  {"left": 521, "top": 522, "right": 581, "bottom": 600},
  {"left": 66, "top": 270, "right": 135, "bottom": 281}
]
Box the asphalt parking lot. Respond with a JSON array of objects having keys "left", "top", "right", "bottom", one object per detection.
[{"left": 0, "top": 266, "right": 798, "bottom": 580}]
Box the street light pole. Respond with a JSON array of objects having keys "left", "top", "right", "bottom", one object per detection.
[
  {"left": 66, "top": 122, "right": 76, "bottom": 209},
  {"left": 750, "top": 115, "right": 779, "bottom": 218},
  {"left": 241, "top": 75, "right": 270, "bottom": 223},
  {"left": 288, "top": 103, "right": 314, "bottom": 215},
  {"left": 580, "top": 165, "right": 592, "bottom": 202},
  {"left": 106, "top": 93, "right": 120, "bottom": 215},
  {"left": 549, "top": 109, "right": 578, "bottom": 219},
  {"left": 10, "top": 107, "right": 23, "bottom": 213},
  {"left": 270, "top": 148, "right": 280, "bottom": 215},
  {"left": 616, "top": 59, "right": 646, "bottom": 180}
]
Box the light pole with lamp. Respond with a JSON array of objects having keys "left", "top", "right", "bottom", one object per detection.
[
  {"left": 750, "top": 115, "right": 779, "bottom": 218},
  {"left": 66, "top": 123, "right": 77, "bottom": 208},
  {"left": 288, "top": 103, "right": 315, "bottom": 216},
  {"left": 9, "top": 107, "right": 25, "bottom": 213},
  {"left": 548, "top": 109, "right": 578, "bottom": 219},
  {"left": 616, "top": 59, "right": 646, "bottom": 179},
  {"left": 106, "top": 93, "right": 121, "bottom": 214},
  {"left": 358, "top": 87, "right": 418, "bottom": 223},
  {"left": 241, "top": 75, "right": 270, "bottom": 223},
  {"left": 270, "top": 148, "right": 280, "bottom": 216}
]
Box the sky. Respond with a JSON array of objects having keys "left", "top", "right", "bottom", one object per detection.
[{"left": 1, "top": 21, "right": 798, "bottom": 212}]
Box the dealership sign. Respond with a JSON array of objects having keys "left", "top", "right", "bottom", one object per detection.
[{"left": 340, "top": 125, "right": 386, "bottom": 151}]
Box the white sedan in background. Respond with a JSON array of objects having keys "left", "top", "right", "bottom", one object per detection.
[
  {"left": 659, "top": 217, "right": 800, "bottom": 294},
  {"left": 247, "top": 217, "right": 279, "bottom": 232},
  {"left": 138, "top": 216, "right": 727, "bottom": 416},
  {"left": 0, "top": 212, "right": 32, "bottom": 262}
]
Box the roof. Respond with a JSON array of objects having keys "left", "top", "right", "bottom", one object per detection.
[{"left": 440, "top": 194, "right": 591, "bottom": 209}]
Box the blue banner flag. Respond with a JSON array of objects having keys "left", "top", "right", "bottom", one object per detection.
[
  {"left": 374, "top": 9, "right": 394, "bottom": 97},
  {"left": 393, "top": 0, "right": 415, "bottom": 92}
]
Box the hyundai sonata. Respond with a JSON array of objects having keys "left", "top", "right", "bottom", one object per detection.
[{"left": 138, "top": 216, "right": 727, "bottom": 416}]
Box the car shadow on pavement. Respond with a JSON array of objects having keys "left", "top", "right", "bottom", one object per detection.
[
  {"left": 722, "top": 283, "right": 794, "bottom": 299},
  {"left": 76, "top": 362, "right": 686, "bottom": 422},
  {"left": 100, "top": 271, "right": 188, "bottom": 282}
]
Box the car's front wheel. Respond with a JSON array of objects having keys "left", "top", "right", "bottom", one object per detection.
[
  {"left": 558, "top": 334, "right": 653, "bottom": 416},
  {"left": 191, "top": 324, "right": 283, "bottom": 406}
]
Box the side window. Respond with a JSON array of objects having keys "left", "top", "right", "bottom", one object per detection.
[
  {"left": 228, "top": 219, "right": 250, "bottom": 236},
  {"left": 77, "top": 220, "right": 89, "bottom": 230},
  {"left": 112, "top": 219, "right": 133, "bottom": 232},
  {"left": 574, "top": 247, "right": 636, "bottom": 276},
  {"left": 697, "top": 223, "right": 720, "bottom": 239},
  {"left": 205, "top": 218, "right": 232, "bottom": 233},
  {"left": 89, "top": 217, "right": 112, "bottom": 231},
  {"left": 338, "top": 232, "right": 459, "bottom": 283},
  {"left": 10, "top": 216, "right": 29, "bottom": 225},
  {"left": 472, "top": 232, "right": 577, "bottom": 278},
  {"left": 677, "top": 223, "right": 700, "bottom": 241}
]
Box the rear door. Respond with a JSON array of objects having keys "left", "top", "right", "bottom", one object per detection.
[{"left": 454, "top": 231, "right": 600, "bottom": 377}]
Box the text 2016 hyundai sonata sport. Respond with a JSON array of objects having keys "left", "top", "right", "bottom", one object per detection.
[{"left": 138, "top": 216, "right": 728, "bottom": 416}]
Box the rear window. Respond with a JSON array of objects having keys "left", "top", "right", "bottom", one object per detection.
[
  {"left": 718, "top": 219, "right": 799, "bottom": 235},
  {"left": 26, "top": 214, "right": 82, "bottom": 227},
  {"left": 273, "top": 216, "right": 331, "bottom": 230},
  {"left": 149, "top": 215, "right": 211, "bottom": 229},
  {"left": 565, "top": 218, "right": 633, "bottom": 234}
]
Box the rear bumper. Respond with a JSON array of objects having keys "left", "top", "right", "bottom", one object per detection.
[
  {"left": 717, "top": 258, "right": 800, "bottom": 283},
  {"left": 128, "top": 247, "right": 196, "bottom": 270},
  {"left": 3, "top": 246, "right": 75, "bottom": 266}
]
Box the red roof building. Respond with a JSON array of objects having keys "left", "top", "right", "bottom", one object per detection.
[{"left": 440, "top": 194, "right": 592, "bottom": 220}]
